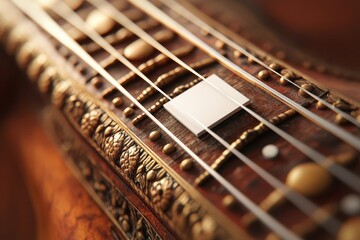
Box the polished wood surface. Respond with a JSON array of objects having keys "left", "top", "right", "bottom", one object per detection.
[
  {"left": 0, "top": 0, "right": 359, "bottom": 239},
  {"left": 0, "top": 52, "right": 114, "bottom": 240}
]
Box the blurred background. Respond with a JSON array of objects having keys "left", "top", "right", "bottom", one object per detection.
[{"left": 0, "top": 49, "right": 36, "bottom": 240}]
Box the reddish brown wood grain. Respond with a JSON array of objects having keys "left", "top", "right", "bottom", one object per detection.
[
  {"left": 0, "top": 51, "right": 114, "bottom": 240},
  {"left": 1, "top": 1, "right": 359, "bottom": 239},
  {"left": 3, "top": 104, "right": 115, "bottom": 240}
]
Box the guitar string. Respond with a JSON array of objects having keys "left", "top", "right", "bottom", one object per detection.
[
  {"left": 159, "top": 0, "right": 360, "bottom": 128},
  {"left": 28, "top": 0, "right": 340, "bottom": 237},
  {"left": 55, "top": 0, "right": 360, "bottom": 234},
  {"left": 13, "top": 1, "right": 301, "bottom": 239},
  {"left": 86, "top": 0, "right": 360, "bottom": 192},
  {"left": 37, "top": 0, "right": 358, "bottom": 236},
  {"left": 128, "top": 0, "right": 360, "bottom": 152},
  {"left": 47, "top": 0, "right": 346, "bottom": 235},
  {"left": 26, "top": 0, "right": 358, "bottom": 236}
]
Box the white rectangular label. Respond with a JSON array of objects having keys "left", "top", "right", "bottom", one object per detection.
[{"left": 164, "top": 74, "right": 249, "bottom": 136}]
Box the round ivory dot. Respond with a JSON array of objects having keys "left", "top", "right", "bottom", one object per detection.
[
  {"left": 341, "top": 194, "right": 360, "bottom": 216},
  {"left": 262, "top": 144, "right": 279, "bottom": 159}
]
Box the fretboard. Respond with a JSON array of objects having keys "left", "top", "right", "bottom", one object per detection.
[{"left": 1, "top": 0, "right": 360, "bottom": 239}]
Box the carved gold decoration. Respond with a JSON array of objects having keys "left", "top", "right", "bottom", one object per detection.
[
  {"left": 120, "top": 145, "right": 140, "bottom": 179},
  {"left": 47, "top": 77, "right": 230, "bottom": 238},
  {"left": 49, "top": 113, "right": 161, "bottom": 239},
  {"left": 81, "top": 109, "right": 102, "bottom": 137},
  {"left": 52, "top": 81, "right": 70, "bottom": 109}
]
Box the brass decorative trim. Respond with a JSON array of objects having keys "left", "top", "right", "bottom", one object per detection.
[
  {"left": 4, "top": 2, "right": 358, "bottom": 239},
  {"left": 52, "top": 71, "right": 230, "bottom": 240},
  {"left": 47, "top": 108, "right": 162, "bottom": 239},
  {"left": 0, "top": 3, "right": 243, "bottom": 239}
]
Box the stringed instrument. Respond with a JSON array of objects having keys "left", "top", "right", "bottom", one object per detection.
[{"left": 1, "top": 0, "right": 360, "bottom": 239}]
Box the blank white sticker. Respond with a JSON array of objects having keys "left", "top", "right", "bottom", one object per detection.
[{"left": 164, "top": 74, "right": 249, "bottom": 136}]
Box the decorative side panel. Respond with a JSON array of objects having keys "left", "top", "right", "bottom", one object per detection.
[{"left": 0, "top": 3, "right": 237, "bottom": 239}]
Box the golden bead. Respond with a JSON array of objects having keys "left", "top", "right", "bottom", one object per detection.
[
  {"left": 233, "top": 50, "right": 242, "bottom": 58},
  {"left": 123, "top": 107, "right": 134, "bottom": 117},
  {"left": 180, "top": 158, "right": 193, "bottom": 171},
  {"left": 222, "top": 194, "right": 236, "bottom": 209},
  {"left": 333, "top": 151, "right": 357, "bottom": 166},
  {"left": 124, "top": 38, "right": 155, "bottom": 61},
  {"left": 338, "top": 217, "right": 360, "bottom": 240},
  {"left": 286, "top": 163, "right": 332, "bottom": 197},
  {"left": 298, "top": 84, "right": 314, "bottom": 96},
  {"left": 279, "top": 76, "right": 288, "bottom": 85},
  {"left": 91, "top": 77, "right": 102, "bottom": 89},
  {"left": 215, "top": 40, "right": 225, "bottom": 49},
  {"left": 269, "top": 62, "right": 281, "bottom": 71},
  {"left": 86, "top": 9, "right": 116, "bottom": 35},
  {"left": 257, "top": 70, "right": 270, "bottom": 80},
  {"left": 163, "top": 143, "right": 176, "bottom": 155},
  {"left": 112, "top": 97, "right": 123, "bottom": 108},
  {"left": 247, "top": 56, "right": 255, "bottom": 64},
  {"left": 153, "top": 29, "right": 175, "bottom": 42},
  {"left": 124, "top": 29, "right": 174, "bottom": 61},
  {"left": 149, "top": 131, "right": 161, "bottom": 141},
  {"left": 316, "top": 101, "right": 326, "bottom": 110},
  {"left": 335, "top": 114, "right": 347, "bottom": 124}
]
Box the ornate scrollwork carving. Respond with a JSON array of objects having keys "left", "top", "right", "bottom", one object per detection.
[
  {"left": 150, "top": 177, "right": 174, "bottom": 212},
  {"left": 80, "top": 109, "right": 102, "bottom": 137},
  {"left": 119, "top": 145, "right": 140, "bottom": 179},
  {"left": 53, "top": 81, "right": 227, "bottom": 239},
  {"left": 52, "top": 81, "right": 70, "bottom": 109},
  {"left": 105, "top": 131, "right": 125, "bottom": 162},
  {"left": 1, "top": 11, "right": 231, "bottom": 237},
  {"left": 66, "top": 94, "right": 85, "bottom": 123}
]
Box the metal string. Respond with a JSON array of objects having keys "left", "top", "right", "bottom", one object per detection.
[
  {"left": 159, "top": 0, "right": 360, "bottom": 128},
  {"left": 128, "top": 0, "right": 360, "bottom": 152},
  {"left": 86, "top": 0, "right": 360, "bottom": 192},
  {"left": 54, "top": 0, "right": 358, "bottom": 233},
  {"left": 48, "top": 0, "right": 347, "bottom": 235},
  {"left": 12, "top": 1, "right": 300, "bottom": 239}
]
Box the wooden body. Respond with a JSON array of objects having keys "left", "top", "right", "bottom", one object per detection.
[{"left": 1, "top": 0, "right": 359, "bottom": 239}]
